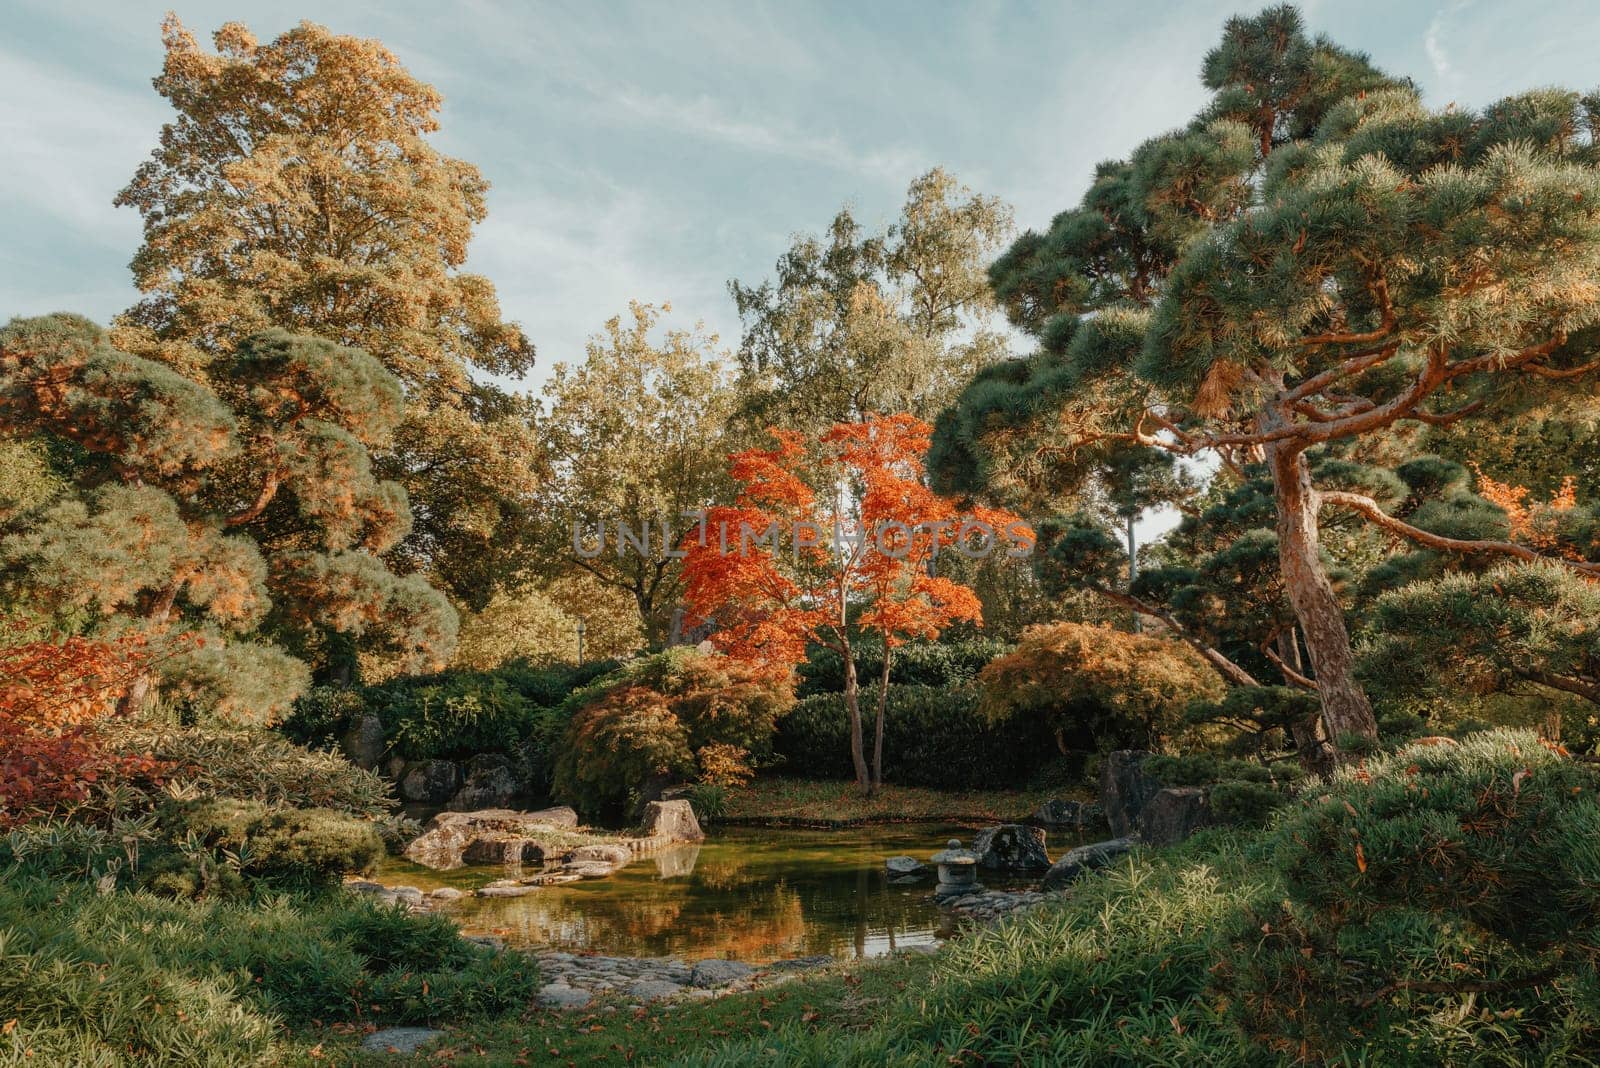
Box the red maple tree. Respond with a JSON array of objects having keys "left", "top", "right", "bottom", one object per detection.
[
  {"left": 0, "top": 623, "right": 167, "bottom": 825},
  {"left": 681, "top": 414, "right": 1030, "bottom": 792}
]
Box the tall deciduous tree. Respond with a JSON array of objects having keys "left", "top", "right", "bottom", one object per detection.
[
  {"left": 0, "top": 314, "right": 455, "bottom": 721},
  {"left": 934, "top": 5, "right": 1600, "bottom": 759},
  {"left": 113, "top": 17, "right": 539, "bottom": 608},
  {"left": 681, "top": 414, "right": 1025, "bottom": 791},
  {"left": 730, "top": 169, "right": 1013, "bottom": 440},
  {"left": 538, "top": 303, "right": 738, "bottom": 646}
]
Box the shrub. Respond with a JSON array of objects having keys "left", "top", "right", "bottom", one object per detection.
[
  {"left": 796, "top": 636, "right": 1011, "bottom": 697},
  {"left": 155, "top": 798, "right": 383, "bottom": 889},
  {"left": 0, "top": 627, "right": 164, "bottom": 826},
  {"left": 775, "top": 683, "right": 1058, "bottom": 789},
  {"left": 98, "top": 723, "right": 393, "bottom": 818},
  {"left": 978, "top": 621, "right": 1224, "bottom": 752},
  {"left": 279, "top": 658, "right": 623, "bottom": 763},
  {"left": 1219, "top": 729, "right": 1600, "bottom": 1062},
  {"left": 0, "top": 870, "right": 540, "bottom": 1061},
  {"left": 551, "top": 648, "right": 794, "bottom": 816}
]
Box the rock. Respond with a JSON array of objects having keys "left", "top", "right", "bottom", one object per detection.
[
  {"left": 464, "top": 935, "right": 504, "bottom": 951},
  {"left": 689, "top": 959, "right": 754, "bottom": 988},
  {"left": 972, "top": 824, "right": 1050, "bottom": 872},
  {"left": 570, "top": 843, "right": 633, "bottom": 866},
  {"left": 1100, "top": 750, "right": 1160, "bottom": 838},
  {"left": 885, "top": 855, "right": 930, "bottom": 878},
  {"left": 1041, "top": 836, "right": 1136, "bottom": 891},
  {"left": 538, "top": 983, "right": 592, "bottom": 1010},
  {"left": 346, "top": 880, "right": 387, "bottom": 895},
  {"left": 400, "top": 759, "right": 462, "bottom": 804},
  {"left": 388, "top": 885, "right": 425, "bottom": 906},
  {"left": 636, "top": 800, "right": 704, "bottom": 842},
  {"left": 428, "top": 887, "right": 465, "bottom": 901},
  {"left": 564, "top": 862, "right": 616, "bottom": 879},
  {"left": 403, "top": 807, "right": 582, "bottom": 869},
  {"left": 447, "top": 754, "right": 522, "bottom": 811},
  {"left": 477, "top": 884, "right": 538, "bottom": 897},
  {"left": 339, "top": 714, "right": 386, "bottom": 771},
  {"left": 1138, "top": 786, "right": 1213, "bottom": 846},
  {"left": 626, "top": 978, "right": 685, "bottom": 1001},
  {"left": 767, "top": 955, "right": 834, "bottom": 971},
  {"left": 362, "top": 1027, "right": 444, "bottom": 1054},
  {"left": 1032, "top": 798, "right": 1102, "bottom": 829}
]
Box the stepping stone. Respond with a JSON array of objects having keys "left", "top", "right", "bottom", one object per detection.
[
  {"left": 626, "top": 978, "right": 685, "bottom": 1001},
  {"left": 429, "top": 887, "right": 466, "bottom": 901},
  {"left": 689, "top": 959, "right": 754, "bottom": 988},
  {"left": 362, "top": 1027, "right": 445, "bottom": 1054},
  {"left": 477, "top": 885, "right": 538, "bottom": 897},
  {"left": 537, "top": 983, "right": 592, "bottom": 1010}
]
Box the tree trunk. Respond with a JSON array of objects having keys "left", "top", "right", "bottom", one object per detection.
[
  {"left": 1266, "top": 440, "right": 1377, "bottom": 756},
  {"left": 842, "top": 643, "right": 870, "bottom": 792},
  {"left": 1125, "top": 512, "right": 1141, "bottom": 633},
  {"left": 870, "top": 646, "right": 892, "bottom": 791}
]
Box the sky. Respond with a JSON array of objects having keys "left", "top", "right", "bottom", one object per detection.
[{"left": 5, "top": 0, "right": 1600, "bottom": 397}]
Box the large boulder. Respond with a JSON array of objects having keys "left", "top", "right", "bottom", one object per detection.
[
  {"left": 1100, "top": 750, "right": 1161, "bottom": 838},
  {"left": 1138, "top": 786, "right": 1214, "bottom": 846},
  {"left": 403, "top": 807, "right": 581, "bottom": 869},
  {"left": 399, "top": 759, "right": 462, "bottom": 804},
  {"left": 1041, "top": 836, "right": 1136, "bottom": 891},
  {"left": 972, "top": 824, "right": 1050, "bottom": 872},
  {"left": 637, "top": 799, "right": 704, "bottom": 842},
  {"left": 340, "top": 714, "right": 386, "bottom": 771},
  {"left": 447, "top": 754, "right": 521, "bottom": 811}
]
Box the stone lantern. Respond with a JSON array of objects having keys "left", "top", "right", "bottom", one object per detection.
[{"left": 930, "top": 838, "right": 982, "bottom": 898}]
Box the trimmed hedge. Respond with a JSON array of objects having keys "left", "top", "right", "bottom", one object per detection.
[
  {"left": 775, "top": 683, "right": 1057, "bottom": 789},
  {"left": 796, "top": 637, "right": 1011, "bottom": 697},
  {"left": 281, "top": 659, "right": 622, "bottom": 763}
]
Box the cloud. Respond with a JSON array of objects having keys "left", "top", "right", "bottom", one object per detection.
[
  {"left": 1424, "top": 11, "right": 1452, "bottom": 80},
  {"left": 595, "top": 84, "right": 921, "bottom": 186}
]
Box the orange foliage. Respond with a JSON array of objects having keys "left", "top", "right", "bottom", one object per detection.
[
  {"left": 0, "top": 624, "right": 167, "bottom": 824},
  {"left": 1473, "top": 464, "right": 1580, "bottom": 557},
  {"left": 681, "top": 414, "right": 1031, "bottom": 671}
]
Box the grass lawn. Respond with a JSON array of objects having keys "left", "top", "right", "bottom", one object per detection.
[
  {"left": 297, "top": 953, "right": 939, "bottom": 1066},
  {"left": 717, "top": 776, "right": 1078, "bottom": 826}
]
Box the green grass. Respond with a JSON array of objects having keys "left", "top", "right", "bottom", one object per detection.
[{"left": 719, "top": 777, "right": 1073, "bottom": 826}]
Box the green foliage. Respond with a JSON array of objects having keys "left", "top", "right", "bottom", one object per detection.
[
  {"left": 796, "top": 635, "right": 1009, "bottom": 697},
  {"left": 680, "top": 782, "right": 728, "bottom": 824},
  {"left": 154, "top": 798, "right": 383, "bottom": 889},
  {"left": 776, "top": 683, "right": 1057, "bottom": 789},
  {"left": 1361, "top": 562, "right": 1600, "bottom": 709},
  {"left": 1219, "top": 729, "right": 1600, "bottom": 1061},
  {"left": 0, "top": 871, "right": 539, "bottom": 1063},
  {"left": 99, "top": 723, "right": 393, "bottom": 818},
  {"left": 377, "top": 673, "right": 533, "bottom": 761}
]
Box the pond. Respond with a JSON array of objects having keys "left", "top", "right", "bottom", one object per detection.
[{"left": 378, "top": 823, "right": 1088, "bottom": 962}]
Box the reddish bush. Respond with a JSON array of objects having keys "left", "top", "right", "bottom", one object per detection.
[{"left": 0, "top": 624, "right": 166, "bottom": 824}]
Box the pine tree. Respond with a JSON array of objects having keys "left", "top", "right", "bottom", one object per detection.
[
  {"left": 0, "top": 314, "right": 455, "bottom": 722},
  {"left": 933, "top": 5, "right": 1600, "bottom": 758}
]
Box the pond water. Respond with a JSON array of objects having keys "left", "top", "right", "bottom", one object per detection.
[{"left": 378, "top": 823, "right": 1088, "bottom": 962}]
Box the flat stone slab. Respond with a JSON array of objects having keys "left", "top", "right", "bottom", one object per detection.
[
  {"left": 538, "top": 983, "right": 593, "bottom": 1010},
  {"left": 477, "top": 884, "right": 538, "bottom": 897},
  {"left": 626, "top": 978, "right": 686, "bottom": 1001},
  {"left": 690, "top": 959, "right": 754, "bottom": 988},
  {"left": 362, "top": 1027, "right": 445, "bottom": 1054}
]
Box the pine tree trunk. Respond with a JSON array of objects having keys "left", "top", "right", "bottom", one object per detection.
[
  {"left": 1125, "top": 511, "right": 1141, "bottom": 633},
  {"left": 842, "top": 646, "right": 870, "bottom": 792},
  {"left": 870, "top": 647, "right": 892, "bottom": 791},
  {"left": 1267, "top": 440, "right": 1377, "bottom": 756}
]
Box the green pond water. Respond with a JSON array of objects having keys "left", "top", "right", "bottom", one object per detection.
[{"left": 379, "top": 823, "right": 1088, "bottom": 962}]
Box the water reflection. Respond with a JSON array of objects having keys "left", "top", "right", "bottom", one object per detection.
[{"left": 379, "top": 823, "right": 1085, "bottom": 962}]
